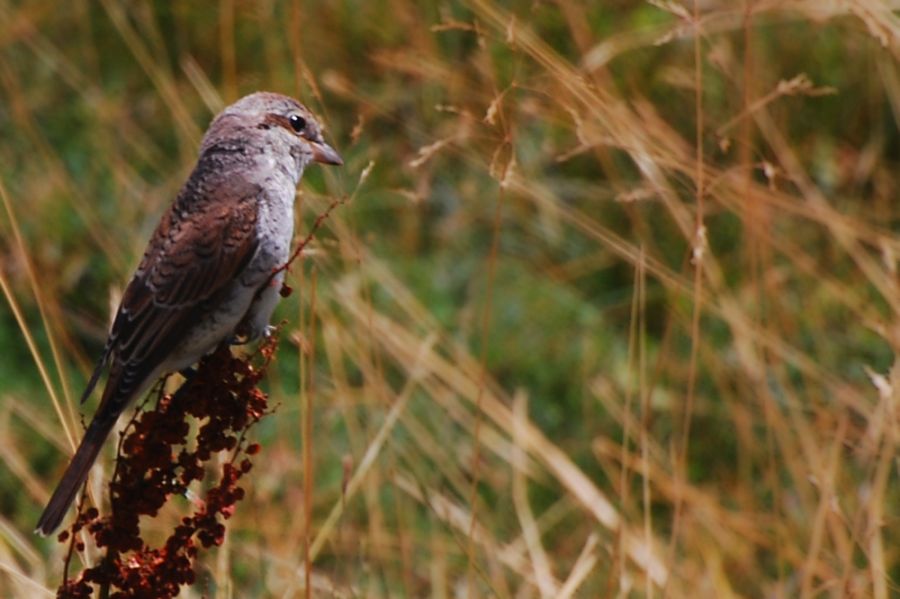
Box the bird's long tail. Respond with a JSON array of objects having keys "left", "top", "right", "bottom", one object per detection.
[{"left": 35, "top": 413, "right": 117, "bottom": 536}]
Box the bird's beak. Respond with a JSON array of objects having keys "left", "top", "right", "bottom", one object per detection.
[{"left": 310, "top": 141, "right": 343, "bottom": 166}]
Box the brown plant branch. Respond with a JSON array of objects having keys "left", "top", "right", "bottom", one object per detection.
[{"left": 56, "top": 334, "right": 278, "bottom": 599}]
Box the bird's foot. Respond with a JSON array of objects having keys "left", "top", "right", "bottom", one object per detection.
[
  {"left": 230, "top": 324, "right": 275, "bottom": 345},
  {"left": 229, "top": 334, "right": 250, "bottom": 346}
]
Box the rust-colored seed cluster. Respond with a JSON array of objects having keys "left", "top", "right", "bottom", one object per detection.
[{"left": 57, "top": 334, "right": 277, "bottom": 599}]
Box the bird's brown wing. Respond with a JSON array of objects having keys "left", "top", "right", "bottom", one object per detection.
[
  {"left": 36, "top": 178, "right": 264, "bottom": 536},
  {"left": 99, "top": 178, "right": 263, "bottom": 411},
  {"left": 82, "top": 179, "right": 263, "bottom": 404}
]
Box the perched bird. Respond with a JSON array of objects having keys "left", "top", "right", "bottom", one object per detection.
[{"left": 35, "top": 92, "right": 342, "bottom": 535}]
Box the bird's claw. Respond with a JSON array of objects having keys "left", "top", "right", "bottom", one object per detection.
[
  {"left": 229, "top": 324, "right": 275, "bottom": 346},
  {"left": 229, "top": 334, "right": 249, "bottom": 346}
]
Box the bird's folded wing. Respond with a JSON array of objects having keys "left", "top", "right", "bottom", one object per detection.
[{"left": 92, "top": 179, "right": 263, "bottom": 413}]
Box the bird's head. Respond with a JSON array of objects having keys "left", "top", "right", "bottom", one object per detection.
[{"left": 201, "top": 92, "right": 343, "bottom": 179}]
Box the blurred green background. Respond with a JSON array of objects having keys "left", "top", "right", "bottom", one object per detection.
[{"left": 1, "top": 1, "right": 899, "bottom": 597}]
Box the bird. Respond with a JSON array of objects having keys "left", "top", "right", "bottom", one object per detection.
[{"left": 35, "top": 91, "right": 342, "bottom": 536}]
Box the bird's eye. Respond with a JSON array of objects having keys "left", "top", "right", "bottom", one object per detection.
[{"left": 288, "top": 114, "right": 307, "bottom": 133}]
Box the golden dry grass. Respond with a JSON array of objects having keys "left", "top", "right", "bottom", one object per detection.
[{"left": 1, "top": 0, "right": 900, "bottom": 597}]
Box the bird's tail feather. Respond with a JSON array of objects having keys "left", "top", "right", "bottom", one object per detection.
[{"left": 34, "top": 414, "right": 116, "bottom": 536}]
